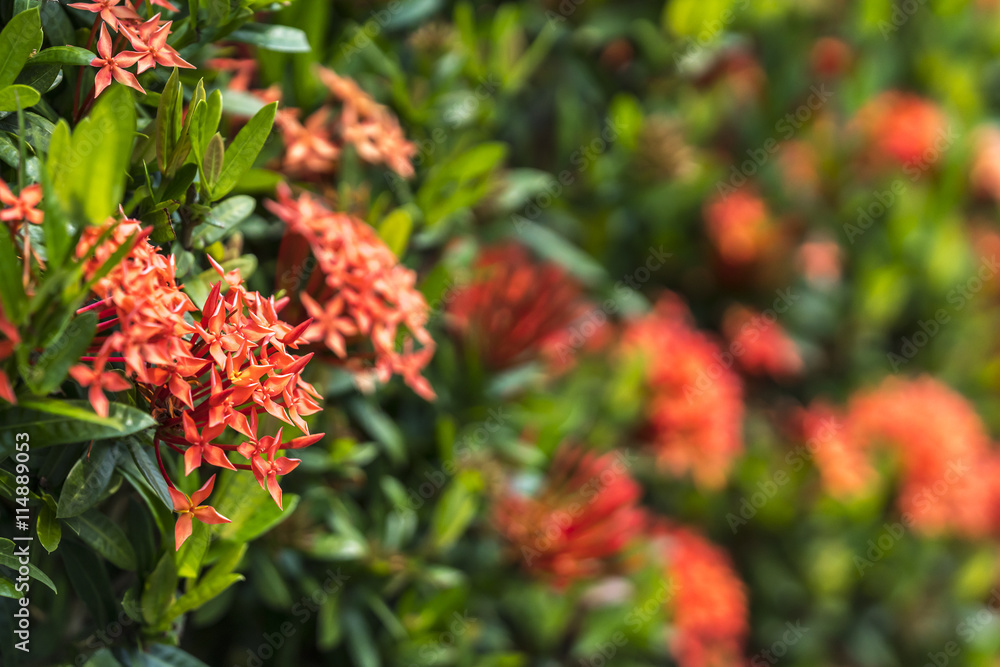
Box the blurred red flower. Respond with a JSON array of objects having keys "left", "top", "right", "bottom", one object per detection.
[
  {"left": 703, "top": 188, "right": 776, "bottom": 267},
  {"left": 493, "top": 446, "right": 645, "bottom": 587},
  {"left": 447, "top": 243, "right": 585, "bottom": 372},
  {"left": 851, "top": 91, "right": 948, "bottom": 170},
  {"left": 722, "top": 305, "right": 803, "bottom": 379},
  {"left": 622, "top": 294, "right": 744, "bottom": 488}
]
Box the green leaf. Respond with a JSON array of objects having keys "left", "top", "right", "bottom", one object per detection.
[
  {"left": 193, "top": 195, "right": 254, "bottom": 245},
  {"left": 141, "top": 551, "right": 178, "bottom": 625},
  {"left": 0, "top": 400, "right": 155, "bottom": 458},
  {"left": 377, "top": 208, "right": 413, "bottom": 257},
  {"left": 175, "top": 520, "right": 209, "bottom": 577},
  {"left": 82, "top": 649, "right": 123, "bottom": 667},
  {"left": 63, "top": 509, "right": 138, "bottom": 570},
  {"left": 0, "top": 538, "right": 57, "bottom": 592},
  {"left": 141, "top": 645, "right": 211, "bottom": 667},
  {"left": 61, "top": 540, "right": 116, "bottom": 628},
  {"left": 116, "top": 454, "right": 172, "bottom": 536},
  {"left": 28, "top": 46, "right": 95, "bottom": 66},
  {"left": 37, "top": 494, "right": 60, "bottom": 552},
  {"left": 0, "top": 84, "right": 39, "bottom": 111},
  {"left": 211, "top": 101, "right": 276, "bottom": 200},
  {"left": 156, "top": 68, "right": 183, "bottom": 174},
  {"left": 164, "top": 542, "right": 246, "bottom": 622},
  {"left": 60, "top": 84, "right": 137, "bottom": 225},
  {"left": 57, "top": 444, "right": 119, "bottom": 518},
  {"left": 0, "top": 8, "right": 42, "bottom": 89},
  {"left": 212, "top": 470, "right": 299, "bottom": 543},
  {"left": 0, "top": 220, "right": 26, "bottom": 323},
  {"left": 0, "top": 574, "right": 20, "bottom": 598},
  {"left": 431, "top": 474, "right": 481, "bottom": 551},
  {"left": 229, "top": 24, "right": 311, "bottom": 52},
  {"left": 123, "top": 436, "right": 173, "bottom": 510},
  {"left": 25, "top": 310, "right": 96, "bottom": 396},
  {"left": 343, "top": 609, "right": 381, "bottom": 667},
  {"left": 202, "top": 132, "right": 224, "bottom": 191}
]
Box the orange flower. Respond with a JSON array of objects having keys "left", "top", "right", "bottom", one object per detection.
[
  {"left": 276, "top": 107, "right": 340, "bottom": 177},
  {"left": 851, "top": 91, "right": 948, "bottom": 169},
  {"left": 0, "top": 181, "right": 43, "bottom": 226},
  {"left": 169, "top": 475, "right": 231, "bottom": 549},
  {"left": 119, "top": 15, "right": 194, "bottom": 74},
  {"left": 317, "top": 67, "right": 417, "bottom": 178},
  {"left": 68, "top": 363, "right": 131, "bottom": 418},
  {"left": 447, "top": 243, "right": 585, "bottom": 372},
  {"left": 703, "top": 188, "right": 775, "bottom": 266},
  {"left": 67, "top": 0, "right": 141, "bottom": 32},
  {"left": 797, "top": 401, "right": 874, "bottom": 498},
  {"left": 721, "top": 305, "right": 803, "bottom": 379},
  {"left": 653, "top": 523, "right": 748, "bottom": 667},
  {"left": 266, "top": 185, "right": 435, "bottom": 399},
  {"left": 622, "top": 294, "right": 744, "bottom": 488},
  {"left": 493, "top": 446, "right": 645, "bottom": 587}
]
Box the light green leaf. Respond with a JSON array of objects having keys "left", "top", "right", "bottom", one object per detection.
[
  {"left": 229, "top": 24, "right": 311, "bottom": 53},
  {"left": 377, "top": 208, "right": 413, "bottom": 257},
  {"left": 141, "top": 551, "right": 178, "bottom": 625},
  {"left": 28, "top": 45, "right": 95, "bottom": 66},
  {"left": 0, "top": 84, "right": 39, "bottom": 111},
  {"left": 211, "top": 101, "right": 276, "bottom": 200}
]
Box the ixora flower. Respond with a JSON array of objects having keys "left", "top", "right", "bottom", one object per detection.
[
  {"left": 446, "top": 243, "right": 585, "bottom": 372},
  {"left": 493, "top": 445, "right": 645, "bottom": 588},
  {"left": 850, "top": 91, "right": 948, "bottom": 170},
  {"left": 72, "top": 217, "right": 324, "bottom": 548},
  {"left": 621, "top": 293, "right": 744, "bottom": 489},
  {"left": 702, "top": 187, "right": 777, "bottom": 267},
  {"left": 68, "top": 0, "right": 141, "bottom": 32},
  {"left": 721, "top": 304, "right": 803, "bottom": 379},
  {"left": 651, "top": 523, "right": 748, "bottom": 667},
  {"left": 266, "top": 185, "right": 436, "bottom": 400},
  {"left": 89, "top": 23, "right": 144, "bottom": 96}
]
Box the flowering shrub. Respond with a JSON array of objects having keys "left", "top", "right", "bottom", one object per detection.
[{"left": 3, "top": 1, "right": 1000, "bottom": 666}]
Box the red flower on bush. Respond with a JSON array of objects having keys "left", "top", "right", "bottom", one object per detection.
[
  {"left": 721, "top": 304, "right": 803, "bottom": 379},
  {"left": 622, "top": 294, "right": 744, "bottom": 488},
  {"left": 74, "top": 217, "right": 323, "bottom": 548},
  {"left": 652, "top": 523, "right": 748, "bottom": 667},
  {"left": 703, "top": 188, "right": 776, "bottom": 267},
  {"left": 851, "top": 91, "right": 948, "bottom": 170},
  {"left": 447, "top": 243, "right": 585, "bottom": 372},
  {"left": 493, "top": 445, "right": 645, "bottom": 587},
  {"left": 267, "top": 185, "right": 435, "bottom": 399}
]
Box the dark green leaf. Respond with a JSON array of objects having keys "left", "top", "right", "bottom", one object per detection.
[
  {"left": 25, "top": 310, "right": 96, "bottom": 396},
  {"left": 0, "top": 400, "right": 155, "bottom": 458},
  {"left": 37, "top": 493, "right": 60, "bottom": 552},
  {"left": 56, "top": 443, "right": 119, "bottom": 518},
  {"left": 63, "top": 509, "right": 138, "bottom": 570}
]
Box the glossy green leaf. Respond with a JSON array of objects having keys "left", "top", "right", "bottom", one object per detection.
[
  {"left": 63, "top": 509, "right": 138, "bottom": 570},
  {"left": 156, "top": 68, "right": 183, "bottom": 174},
  {"left": 0, "top": 8, "right": 42, "bottom": 89},
  {"left": 0, "top": 400, "right": 155, "bottom": 458},
  {"left": 176, "top": 520, "right": 209, "bottom": 578},
  {"left": 193, "top": 195, "right": 255, "bottom": 245},
  {"left": 229, "top": 24, "right": 311, "bottom": 52},
  {"left": 56, "top": 443, "right": 119, "bottom": 518},
  {"left": 211, "top": 101, "right": 276, "bottom": 200},
  {"left": 0, "top": 84, "right": 40, "bottom": 111},
  {"left": 28, "top": 46, "right": 95, "bottom": 66},
  {"left": 36, "top": 494, "right": 60, "bottom": 553},
  {"left": 164, "top": 542, "right": 246, "bottom": 622},
  {"left": 212, "top": 470, "right": 299, "bottom": 543}
]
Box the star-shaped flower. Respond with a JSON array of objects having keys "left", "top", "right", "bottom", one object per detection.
[
  {"left": 89, "top": 24, "right": 144, "bottom": 98},
  {"left": 169, "top": 475, "right": 230, "bottom": 549},
  {"left": 120, "top": 18, "right": 194, "bottom": 74},
  {"left": 0, "top": 182, "right": 43, "bottom": 226},
  {"left": 69, "top": 363, "right": 131, "bottom": 418}
]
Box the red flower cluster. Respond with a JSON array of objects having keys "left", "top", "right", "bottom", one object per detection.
[
  {"left": 73, "top": 217, "right": 323, "bottom": 548},
  {"left": 851, "top": 91, "right": 948, "bottom": 169},
  {"left": 274, "top": 67, "right": 416, "bottom": 179},
  {"left": 653, "top": 523, "right": 748, "bottom": 667},
  {"left": 805, "top": 376, "right": 998, "bottom": 537},
  {"left": 622, "top": 294, "right": 744, "bottom": 488},
  {"left": 721, "top": 305, "right": 803, "bottom": 379},
  {"left": 73, "top": 0, "right": 193, "bottom": 97},
  {"left": 703, "top": 188, "right": 776, "bottom": 266},
  {"left": 447, "top": 243, "right": 585, "bottom": 372},
  {"left": 267, "top": 185, "right": 435, "bottom": 400},
  {"left": 493, "top": 446, "right": 645, "bottom": 588}
]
